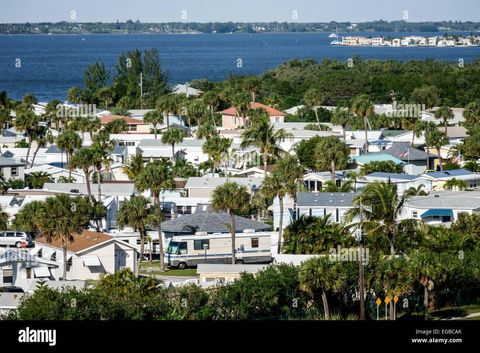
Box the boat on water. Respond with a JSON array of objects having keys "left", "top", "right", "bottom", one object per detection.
[{"left": 329, "top": 33, "right": 338, "bottom": 38}]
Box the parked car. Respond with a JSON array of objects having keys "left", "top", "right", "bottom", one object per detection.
[{"left": 0, "top": 231, "right": 35, "bottom": 248}]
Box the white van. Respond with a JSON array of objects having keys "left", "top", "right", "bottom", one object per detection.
[{"left": 164, "top": 231, "right": 272, "bottom": 269}]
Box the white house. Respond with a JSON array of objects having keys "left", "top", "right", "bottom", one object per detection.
[
  {"left": 357, "top": 172, "right": 432, "bottom": 195},
  {"left": 296, "top": 192, "right": 359, "bottom": 224},
  {"left": 185, "top": 177, "right": 263, "bottom": 198},
  {"left": 33, "top": 230, "right": 139, "bottom": 280},
  {"left": 136, "top": 138, "right": 209, "bottom": 166},
  {"left": 25, "top": 164, "right": 85, "bottom": 183}
]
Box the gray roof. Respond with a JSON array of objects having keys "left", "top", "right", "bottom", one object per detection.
[
  {"left": 382, "top": 142, "right": 430, "bottom": 161},
  {"left": 407, "top": 194, "right": 480, "bottom": 210},
  {"left": 186, "top": 177, "right": 264, "bottom": 190},
  {"left": 45, "top": 145, "right": 62, "bottom": 154},
  {"left": 161, "top": 210, "right": 271, "bottom": 234},
  {"left": 138, "top": 138, "right": 206, "bottom": 148},
  {"left": 0, "top": 156, "right": 25, "bottom": 167},
  {"left": 297, "top": 192, "right": 359, "bottom": 207},
  {"left": 366, "top": 172, "right": 419, "bottom": 181},
  {"left": 112, "top": 145, "right": 126, "bottom": 155},
  {"left": 42, "top": 183, "right": 137, "bottom": 196}
]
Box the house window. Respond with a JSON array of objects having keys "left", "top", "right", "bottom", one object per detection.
[
  {"left": 194, "top": 239, "right": 209, "bottom": 251},
  {"left": 442, "top": 216, "right": 452, "bottom": 223},
  {"left": 2, "top": 269, "right": 13, "bottom": 284},
  {"left": 412, "top": 211, "right": 418, "bottom": 218},
  {"left": 11, "top": 167, "right": 18, "bottom": 177},
  {"left": 128, "top": 125, "right": 137, "bottom": 132},
  {"left": 251, "top": 238, "right": 259, "bottom": 248},
  {"left": 275, "top": 117, "right": 280, "bottom": 122}
]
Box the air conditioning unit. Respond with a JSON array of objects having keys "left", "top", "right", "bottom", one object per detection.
[
  {"left": 243, "top": 229, "right": 255, "bottom": 233},
  {"left": 195, "top": 231, "right": 208, "bottom": 236}
]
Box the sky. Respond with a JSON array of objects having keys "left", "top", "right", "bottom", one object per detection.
[{"left": 1, "top": 0, "right": 479, "bottom": 23}]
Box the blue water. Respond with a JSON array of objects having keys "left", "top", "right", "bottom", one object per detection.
[{"left": 0, "top": 32, "right": 479, "bottom": 101}]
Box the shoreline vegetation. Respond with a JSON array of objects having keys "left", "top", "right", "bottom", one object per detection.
[{"left": 2, "top": 20, "right": 480, "bottom": 35}]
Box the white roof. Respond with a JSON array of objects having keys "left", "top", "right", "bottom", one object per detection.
[
  {"left": 185, "top": 177, "right": 264, "bottom": 189},
  {"left": 33, "top": 266, "right": 51, "bottom": 278},
  {"left": 172, "top": 84, "right": 203, "bottom": 97}
]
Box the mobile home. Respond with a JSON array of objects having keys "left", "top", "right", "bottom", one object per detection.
[{"left": 165, "top": 231, "right": 272, "bottom": 268}]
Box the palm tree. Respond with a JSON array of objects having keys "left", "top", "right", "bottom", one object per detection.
[
  {"left": 90, "top": 135, "right": 115, "bottom": 201},
  {"left": 202, "top": 91, "right": 219, "bottom": 126},
  {"left": 196, "top": 123, "right": 217, "bottom": 140},
  {"left": 67, "top": 87, "right": 82, "bottom": 104},
  {"left": 241, "top": 116, "right": 292, "bottom": 176},
  {"left": 134, "top": 160, "right": 175, "bottom": 272},
  {"left": 122, "top": 153, "right": 145, "bottom": 180},
  {"left": 156, "top": 94, "right": 176, "bottom": 128},
  {"left": 322, "top": 180, "right": 354, "bottom": 192},
  {"left": 30, "top": 126, "right": 53, "bottom": 167},
  {"left": 14, "top": 103, "right": 40, "bottom": 167},
  {"left": 303, "top": 88, "right": 325, "bottom": 126},
  {"left": 443, "top": 178, "right": 467, "bottom": 191},
  {"left": 405, "top": 184, "right": 429, "bottom": 196},
  {"left": 25, "top": 171, "right": 53, "bottom": 189},
  {"left": 0, "top": 106, "right": 12, "bottom": 154},
  {"left": 37, "top": 195, "right": 90, "bottom": 280},
  {"left": 299, "top": 256, "right": 346, "bottom": 320},
  {"left": 426, "top": 129, "right": 448, "bottom": 171},
  {"left": 261, "top": 155, "right": 304, "bottom": 253},
  {"left": 202, "top": 135, "right": 232, "bottom": 175},
  {"left": 12, "top": 200, "right": 44, "bottom": 234},
  {"left": 416, "top": 121, "right": 437, "bottom": 170},
  {"left": 351, "top": 95, "right": 374, "bottom": 155},
  {"left": 211, "top": 182, "right": 251, "bottom": 264},
  {"left": 243, "top": 76, "right": 261, "bottom": 105},
  {"left": 186, "top": 100, "right": 207, "bottom": 130},
  {"left": 0, "top": 205, "right": 9, "bottom": 230},
  {"left": 69, "top": 147, "right": 95, "bottom": 204},
  {"left": 463, "top": 101, "right": 480, "bottom": 130},
  {"left": 347, "top": 181, "right": 415, "bottom": 255},
  {"left": 232, "top": 92, "right": 251, "bottom": 126},
  {"left": 56, "top": 129, "right": 82, "bottom": 176},
  {"left": 314, "top": 136, "right": 350, "bottom": 182},
  {"left": 44, "top": 99, "right": 62, "bottom": 130},
  {"left": 172, "top": 93, "right": 187, "bottom": 127},
  {"left": 117, "top": 195, "right": 155, "bottom": 274},
  {"left": 143, "top": 111, "right": 163, "bottom": 139},
  {"left": 434, "top": 106, "right": 454, "bottom": 135},
  {"left": 331, "top": 107, "right": 354, "bottom": 140},
  {"left": 162, "top": 127, "right": 185, "bottom": 162}
]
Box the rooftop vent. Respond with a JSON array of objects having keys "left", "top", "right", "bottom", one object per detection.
[{"left": 195, "top": 231, "right": 208, "bottom": 236}]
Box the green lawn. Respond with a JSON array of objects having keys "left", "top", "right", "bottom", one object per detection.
[
  {"left": 430, "top": 304, "right": 480, "bottom": 320},
  {"left": 142, "top": 269, "right": 197, "bottom": 276}
]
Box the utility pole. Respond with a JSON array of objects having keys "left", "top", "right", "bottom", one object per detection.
[{"left": 358, "top": 201, "right": 366, "bottom": 320}]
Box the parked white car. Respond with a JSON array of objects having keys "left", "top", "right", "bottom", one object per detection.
[{"left": 0, "top": 231, "right": 34, "bottom": 248}]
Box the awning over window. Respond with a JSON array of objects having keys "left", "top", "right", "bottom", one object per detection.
[
  {"left": 33, "top": 266, "right": 51, "bottom": 278},
  {"left": 420, "top": 209, "right": 453, "bottom": 218},
  {"left": 83, "top": 255, "right": 101, "bottom": 267}
]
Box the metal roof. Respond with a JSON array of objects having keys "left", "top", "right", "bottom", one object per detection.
[
  {"left": 366, "top": 172, "right": 419, "bottom": 181},
  {"left": 353, "top": 154, "right": 404, "bottom": 165},
  {"left": 423, "top": 169, "right": 477, "bottom": 179},
  {"left": 185, "top": 177, "right": 264, "bottom": 189},
  {"left": 161, "top": 210, "right": 271, "bottom": 234},
  {"left": 297, "top": 192, "right": 359, "bottom": 207},
  {"left": 420, "top": 208, "right": 453, "bottom": 218}
]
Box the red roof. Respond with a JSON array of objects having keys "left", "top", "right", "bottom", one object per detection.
[
  {"left": 220, "top": 102, "right": 285, "bottom": 117},
  {"left": 100, "top": 115, "right": 145, "bottom": 125}
]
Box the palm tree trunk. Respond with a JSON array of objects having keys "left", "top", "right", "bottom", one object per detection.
[
  {"left": 138, "top": 228, "right": 145, "bottom": 275},
  {"left": 358, "top": 243, "right": 366, "bottom": 320},
  {"left": 230, "top": 211, "right": 236, "bottom": 264},
  {"left": 154, "top": 194, "right": 166, "bottom": 272},
  {"left": 62, "top": 243, "right": 68, "bottom": 280},
  {"left": 85, "top": 170, "right": 94, "bottom": 205},
  {"left": 171, "top": 144, "right": 175, "bottom": 162},
  {"left": 154, "top": 129, "right": 158, "bottom": 140},
  {"left": 97, "top": 165, "right": 102, "bottom": 202},
  {"left": 277, "top": 195, "right": 284, "bottom": 254},
  {"left": 30, "top": 145, "right": 41, "bottom": 168},
  {"left": 67, "top": 152, "right": 71, "bottom": 177},
  {"left": 314, "top": 108, "right": 320, "bottom": 126},
  {"left": 437, "top": 147, "right": 443, "bottom": 171},
  {"left": 389, "top": 299, "right": 395, "bottom": 320},
  {"left": 330, "top": 159, "right": 336, "bottom": 183},
  {"left": 211, "top": 107, "right": 216, "bottom": 127},
  {"left": 25, "top": 135, "right": 32, "bottom": 168},
  {"left": 321, "top": 289, "right": 330, "bottom": 320},
  {"left": 263, "top": 153, "right": 268, "bottom": 177},
  {"left": 364, "top": 116, "right": 369, "bottom": 155},
  {"left": 424, "top": 284, "right": 429, "bottom": 311},
  {"left": 444, "top": 119, "right": 448, "bottom": 136}
]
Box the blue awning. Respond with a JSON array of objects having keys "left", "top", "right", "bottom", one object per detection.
[{"left": 420, "top": 209, "right": 453, "bottom": 218}]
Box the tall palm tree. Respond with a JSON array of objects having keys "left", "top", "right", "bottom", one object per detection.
[
  {"left": 434, "top": 105, "right": 454, "bottom": 135},
  {"left": 69, "top": 147, "right": 95, "bottom": 204},
  {"left": 44, "top": 99, "right": 61, "bottom": 130},
  {"left": 331, "top": 107, "right": 354, "bottom": 141},
  {"left": 37, "top": 195, "right": 90, "bottom": 280},
  {"left": 347, "top": 181, "right": 415, "bottom": 255},
  {"left": 299, "top": 256, "right": 346, "bottom": 320},
  {"left": 415, "top": 121, "right": 437, "bottom": 170},
  {"left": 172, "top": 93, "right": 187, "bottom": 127},
  {"left": 56, "top": 129, "right": 82, "bottom": 176},
  {"left": 211, "top": 182, "right": 251, "bottom": 264},
  {"left": 156, "top": 94, "right": 176, "bottom": 128},
  {"left": 143, "top": 111, "right": 163, "bottom": 139},
  {"left": 303, "top": 88, "right": 325, "bottom": 126},
  {"left": 314, "top": 136, "right": 350, "bottom": 182},
  {"left": 426, "top": 129, "right": 448, "bottom": 171},
  {"left": 162, "top": 127, "right": 185, "bottom": 162},
  {"left": 186, "top": 100, "right": 207, "bottom": 130},
  {"left": 196, "top": 123, "right": 217, "bottom": 140},
  {"left": 202, "top": 91, "right": 219, "bottom": 126},
  {"left": 0, "top": 106, "right": 12, "bottom": 154},
  {"left": 243, "top": 76, "right": 261, "bottom": 105},
  {"left": 30, "top": 126, "right": 54, "bottom": 167},
  {"left": 117, "top": 195, "right": 155, "bottom": 274},
  {"left": 261, "top": 155, "right": 304, "bottom": 253},
  {"left": 134, "top": 160, "right": 175, "bottom": 272},
  {"left": 351, "top": 95, "right": 374, "bottom": 155},
  {"left": 12, "top": 200, "right": 44, "bottom": 234},
  {"left": 202, "top": 135, "right": 232, "bottom": 175},
  {"left": 14, "top": 103, "right": 40, "bottom": 167},
  {"left": 241, "top": 116, "right": 292, "bottom": 176},
  {"left": 232, "top": 92, "right": 251, "bottom": 126},
  {"left": 122, "top": 153, "right": 145, "bottom": 180},
  {"left": 90, "top": 134, "right": 115, "bottom": 201}
]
